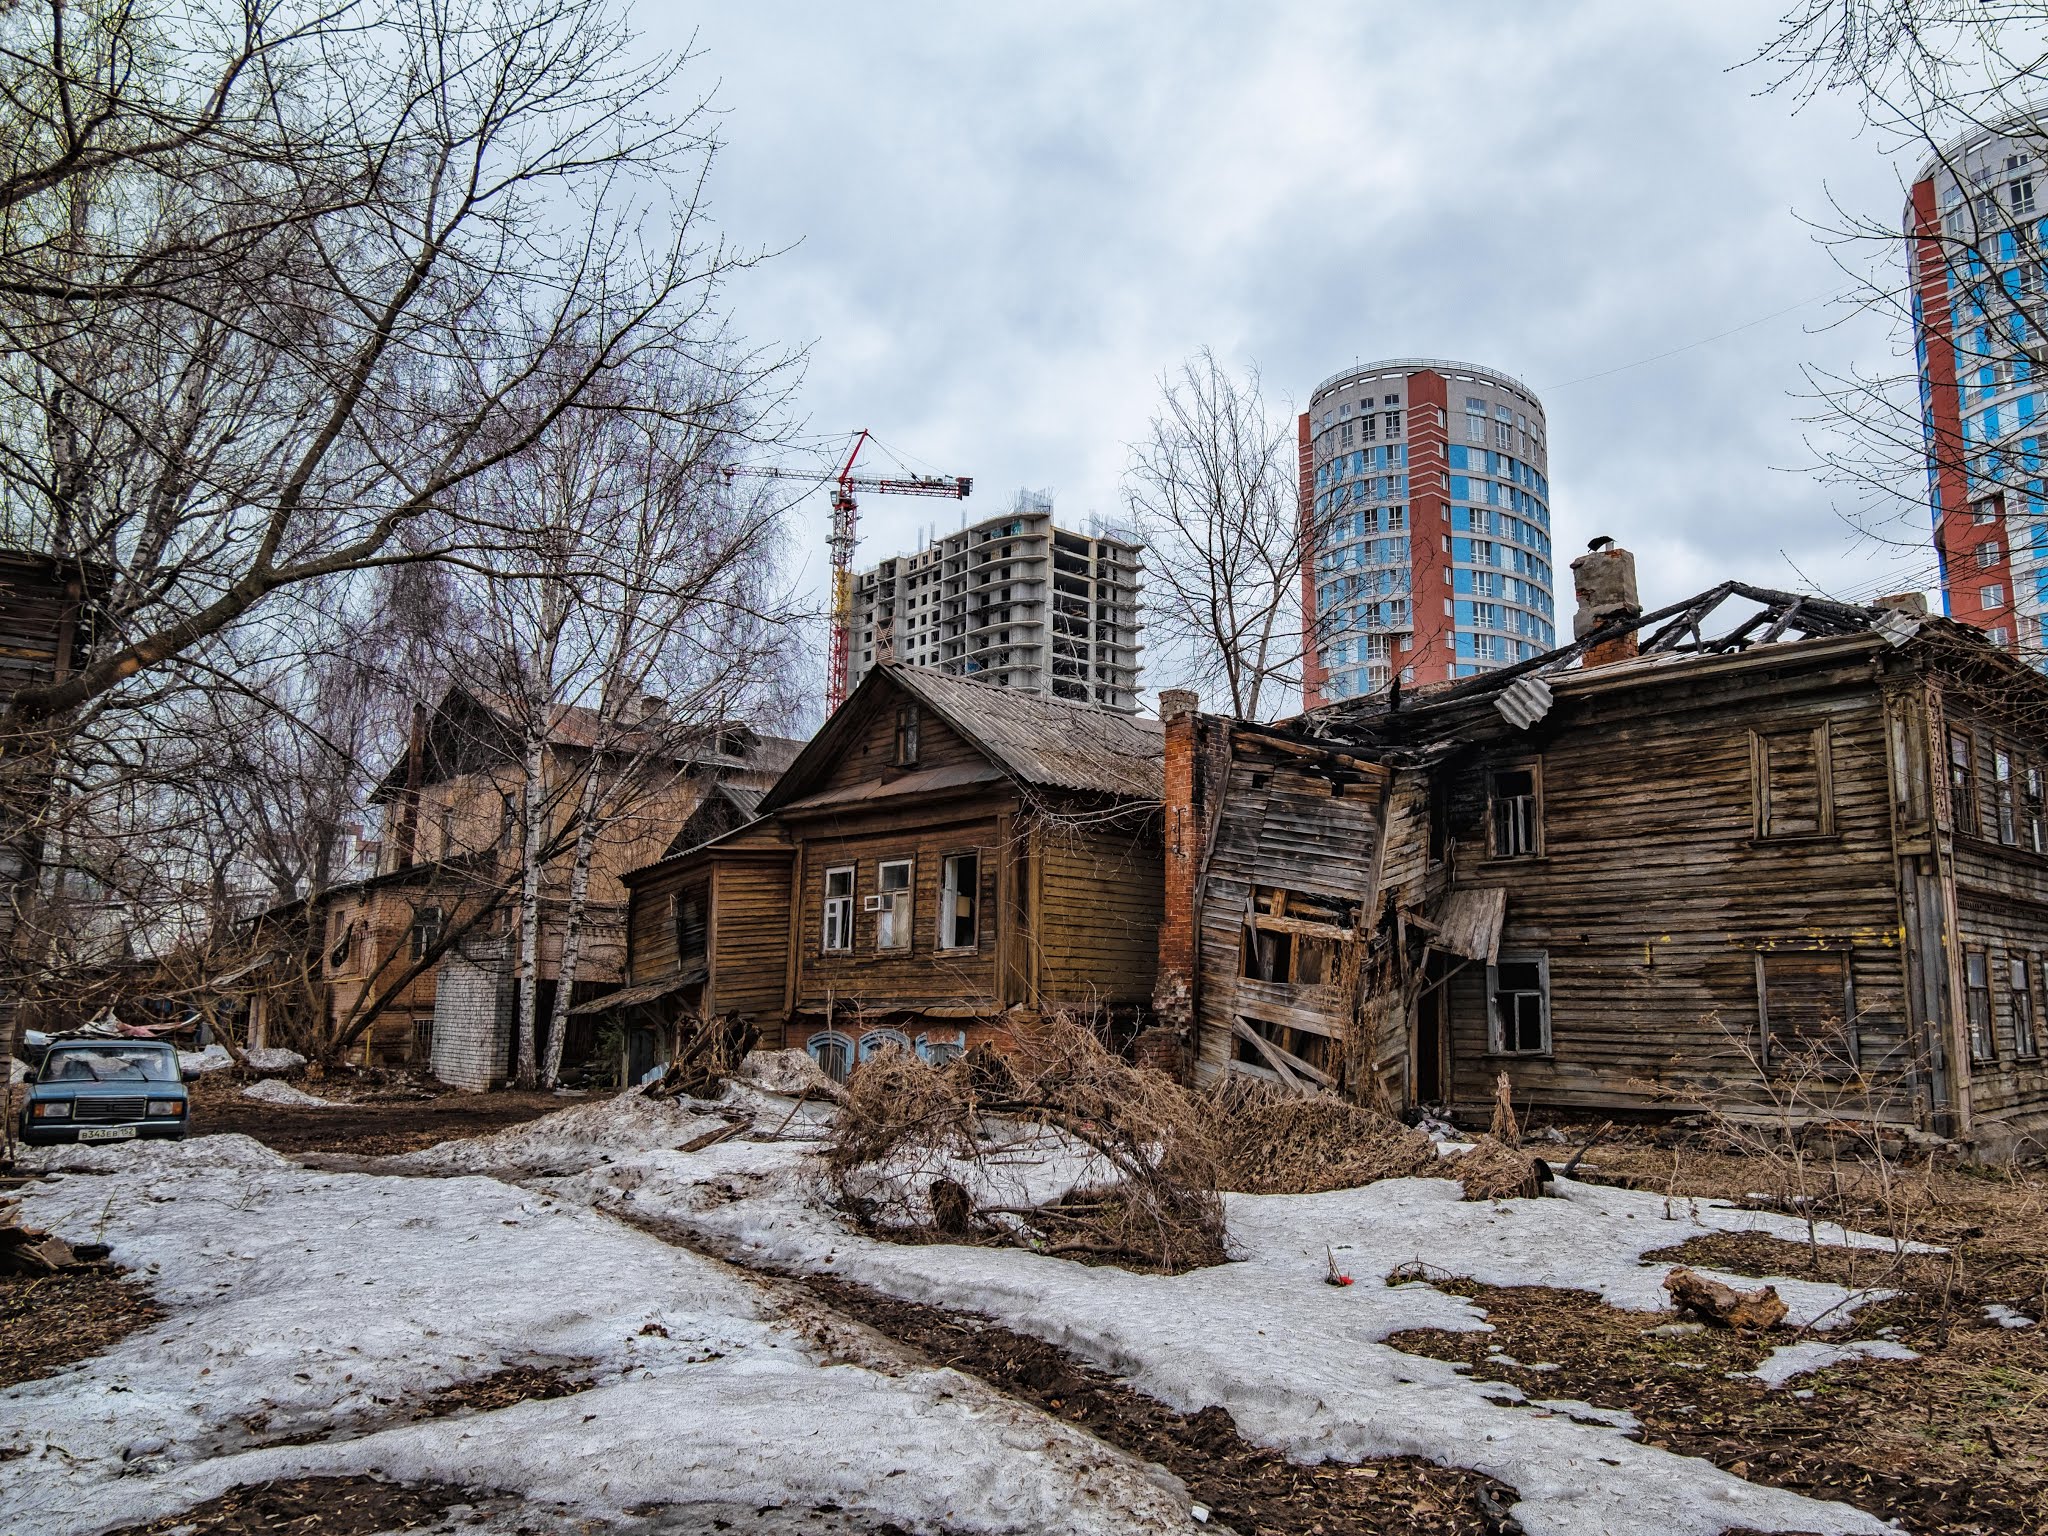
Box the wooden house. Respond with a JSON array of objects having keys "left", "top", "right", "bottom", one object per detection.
[
  {"left": 618, "top": 665, "right": 1165, "bottom": 1080},
  {"left": 1161, "top": 549, "right": 2048, "bottom": 1150}
]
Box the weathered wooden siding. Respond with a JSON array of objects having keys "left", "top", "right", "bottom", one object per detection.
[
  {"left": 1440, "top": 657, "right": 1914, "bottom": 1117},
  {"left": 791, "top": 806, "right": 1009, "bottom": 1015},
  {"left": 0, "top": 553, "right": 90, "bottom": 709},
  {"left": 1192, "top": 743, "right": 1389, "bottom": 1088},
  {"left": 800, "top": 695, "right": 990, "bottom": 800},
  {"left": 711, "top": 855, "right": 795, "bottom": 1027},
  {"left": 1033, "top": 815, "right": 1163, "bottom": 1011}
]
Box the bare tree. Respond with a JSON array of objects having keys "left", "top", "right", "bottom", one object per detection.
[
  {"left": 1122, "top": 350, "right": 1313, "bottom": 721},
  {"left": 0, "top": 0, "right": 794, "bottom": 1072},
  {"left": 1755, "top": 3, "right": 2048, "bottom": 646}
]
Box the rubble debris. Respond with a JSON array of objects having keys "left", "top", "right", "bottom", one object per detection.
[
  {"left": 1451, "top": 1136, "right": 1547, "bottom": 1202},
  {"left": 732, "top": 1047, "right": 842, "bottom": 1101},
  {"left": 1, "top": 1198, "right": 110, "bottom": 1274},
  {"left": 641, "top": 1012, "right": 759, "bottom": 1102},
  {"left": 1203, "top": 1080, "right": 1443, "bottom": 1194},
  {"left": 1661, "top": 1265, "right": 1788, "bottom": 1330}
]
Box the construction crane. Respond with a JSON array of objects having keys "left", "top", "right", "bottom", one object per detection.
[{"left": 725, "top": 430, "right": 971, "bottom": 713}]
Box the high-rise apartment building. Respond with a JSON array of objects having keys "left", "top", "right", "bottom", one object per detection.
[
  {"left": 1907, "top": 117, "right": 2048, "bottom": 652},
  {"left": 847, "top": 493, "right": 1144, "bottom": 712},
  {"left": 1300, "top": 359, "right": 1556, "bottom": 707}
]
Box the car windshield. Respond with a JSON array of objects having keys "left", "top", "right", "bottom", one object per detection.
[{"left": 41, "top": 1046, "right": 179, "bottom": 1084}]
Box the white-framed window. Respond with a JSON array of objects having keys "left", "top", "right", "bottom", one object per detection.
[
  {"left": 859, "top": 1027, "right": 911, "bottom": 1062},
  {"left": 938, "top": 852, "right": 980, "bottom": 950},
  {"left": 807, "top": 1029, "right": 853, "bottom": 1084},
  {"left": 874, "top": 859, "right": 913, "bottom": 950},
  {"left": 1981, "top": 583, "right": 2006, "bottom": 607},
  {"left": 1488, "top": 953, "right": 1550, "bottom": 1055},
  {"left": 822, "top": 866, "right": 855, "bottom": 952}
]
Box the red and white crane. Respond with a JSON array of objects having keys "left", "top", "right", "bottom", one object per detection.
[{"left": 726, "top": 430, "right": 971, "bottom": 712}]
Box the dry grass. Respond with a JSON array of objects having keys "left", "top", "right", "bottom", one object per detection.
[
  {"left": 1449, "top": 1134, "right": 1545, "bottom": 1201},
  {"left": 1202, "top": 1078, "right": 1443, "bottom": 1194}
]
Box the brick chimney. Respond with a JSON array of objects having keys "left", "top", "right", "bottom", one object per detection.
[
  {"left": 1875, "top": 591, "right": 1929, "bottom": 616},
  {"left": 1143, "top": 690, "right": 1202, "bottom": 1079},
  {"left": 1571, "top": 541, "right": 1641, "bottom": 668}
]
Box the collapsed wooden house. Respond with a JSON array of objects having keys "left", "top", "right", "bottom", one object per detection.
[
  {"left": 1156, "top": 545, "right": 2048, "bottom": 1148},
  {"left": 615, "top": 665, "right": 1164, "bottom": 1080}
]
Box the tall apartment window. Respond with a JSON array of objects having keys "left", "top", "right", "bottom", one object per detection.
[
  {"left": 1488, "top": 763, "right": 1541, "bottom": 858},
  {"left": 1750, "top": 724, "right": 1834, "bottom": 838},
  {"left": 1362, "top": 414, "right": 1378, "bottom": 442},
  {"left": 822, "top": 866, "right": 855, "bottom": 952},
  {"left": 1978, "top": 541, "right": 2004, "bottom": 567},
  {"left": 1384, "top": 410, "right": 1402, "bottom": 438},
  {"left": 938, "top": 852, "right": 979, "bottom": 950},
  {"left": 2027, "top": 764, "right": 2047, "bottom": 852},
  {"left": 1996, "top": 749, "right": 2020, "bottom": 843},
  {"left": 1488, "top": 954, "right": 1550, "bottom": 1055},
  {"left": 2013, "top": 176, "right": 2037, "bottom": 214},
  {"left": 1949, "top": 729, "right": 1978, "bottom": 833},
  {"left": 893, "top": 704, "right": 920, "bottom": 766},
  {"left": 875, "top": 859, "right": 913, "bottom": 950},
  {"left": 1966, "top": 950, "right": 1997, "bottom": 1062},
  {"left": 675, "top": 888, "right": 707, "bottom": 965},
  {"left": 1981, "top": 583, "right": 2006, "bottom": 607}
]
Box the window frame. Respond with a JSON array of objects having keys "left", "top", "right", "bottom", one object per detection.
[
  {"left": 408, "top": 905, "right": 444, "bottom": 963},
  {"left": 1486, "top": 951, "right": 1551, "bottom": 1057},
  {"left": 1754, "top": 944, "right": 1858, "bottom": 1074},
  {"left": 1965, "top": 948, "right": 1998, "bottom": 1064},
  {"left": 807, "top": 1029, "right": 853, "bottom": 1084},
  {"left": 2021, "top": 954, "right": 2044, "bottom": 1060},
  {"left": 893, "top": 704, "right": 920, "bottom": 767},
  {"left": 858, "top": 1026, "right": 912, "bottom": 1063},
  {"left": 1749, "top": 722, "right": 1836, "bottom": 840},
  {"left": 1485, "top": 759, "right": 1543, "bottom": 860},
  {"left": 1948, "top": 728, "right": 1980, "bottom": 836},
  {"left": 874, "top": 857, "right": 914, "bottom": 951},
  {"left": 821, "top": 864, "right": 856, "bottom": 953},
  {"left": 936, "top": 850, "right": 981, "bottom": 952},
  {"left": 1995, "top": 748, "right": 2020, "bottom": 845}
]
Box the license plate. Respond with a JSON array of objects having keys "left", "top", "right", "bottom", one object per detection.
[{"left": 77, "top": 1126, "right": 138, "bottom": 1142}]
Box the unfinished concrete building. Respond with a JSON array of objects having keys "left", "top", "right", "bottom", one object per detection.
[{"left": 847, "top": 492, "right": 1143, "bottom": 712}]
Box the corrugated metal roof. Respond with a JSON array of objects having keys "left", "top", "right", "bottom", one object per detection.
[{"left": 892, "top": 668, "right": 1164, "bottom": 800}]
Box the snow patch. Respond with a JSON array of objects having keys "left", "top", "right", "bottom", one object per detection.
[
  {"left": 17, "top": 1130, "right": 291, "bottom": 1175},
  {"left": 177, "top": 1044, "right": 233, "bottom": 1076},
  {"left": 242, "top": 1047, "right": 307, "bottom": 1076},
  {"left": 1985, "top": 1303, "right": 2036, "bottom": 1328},
  {"left": 386, "top": 1088, "right": 731, "bottom": 1174},
  {"left": 240, "top": 1079, "right": 338, "bottom": 1108},
  {"left": 1744, "top": 1339, "right": 1920, "bottom": 1389}
]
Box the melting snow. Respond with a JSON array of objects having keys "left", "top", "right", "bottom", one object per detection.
[
  {"left": 1985, "top": 1302, "right": 2036, "bottom": 1328},
  {"left": 239, "top": 1079, "right": 338, "bottom": 1108},
  {"left": 1743, "top": 1339, "right": 1920, "bottom": 1389}
]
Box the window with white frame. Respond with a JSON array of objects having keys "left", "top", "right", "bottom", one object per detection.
[
  {"left": 1982, "top": 583, "right": 2006, "bottom": 607},
  {"left": 1978, "top": 541, "right": 2004, "bottom": 566},
  {"left": 822, "top": 866, "right": 855, "bottom": 951},
  {"left": 1488, "top": 953, "right": 1550, "bottom": 1055},
  {"left": 1966, "top": 950, "right": 1997, "bottom": 1062},
  {"left": 874, "top": 859, "right": 913, "bottom": 950},
  {"left": 938, "top": 852, "right": 979, "bottom": 950}
]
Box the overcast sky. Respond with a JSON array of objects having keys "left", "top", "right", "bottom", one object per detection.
[{"left": 652, "top": 2, "right": 1926, "bottom": 700}]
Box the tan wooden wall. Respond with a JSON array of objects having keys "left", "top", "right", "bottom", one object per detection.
[{"left": 1032, "top": 815, "right": 1164, "bottom": 1013}]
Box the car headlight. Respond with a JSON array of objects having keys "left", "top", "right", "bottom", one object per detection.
[
  {"left": 31, "top": 1102, "right": 72, "bottom": 1119},
  {"left": 146, "top": 1100, "right": 184, "bottom": 1117}
]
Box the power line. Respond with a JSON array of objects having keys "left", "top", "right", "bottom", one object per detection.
[{"left": 1543, "top": 288, "right": 1853, "bottom": 391}]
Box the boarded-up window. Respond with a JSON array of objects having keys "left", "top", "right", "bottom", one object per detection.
[
  {"left": 1750, "top": 724, "right": 1833, "bottom": 838},
  {"left": 1488, "top": 765, "right": 1540, "bottom": 858},
  {"left": 1965, "top": 950, "right": 1996, "bottom": 1063},
  {"left": 1756, "top": 949, "right": 1856, "bottom": 1073},
  {"left": 675, "top": 887, "right": 707, "bottom": 964}
]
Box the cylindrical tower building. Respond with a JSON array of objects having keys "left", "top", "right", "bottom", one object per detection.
[
  {"left": 1906, "top": 117, "right": 2045, "bottom": 653},
  {"left": 1300, "top": 358, "right": 1555, "bottom": 706}
]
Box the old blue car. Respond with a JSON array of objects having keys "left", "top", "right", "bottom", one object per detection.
[{"left": 18, "top": 1038, "right": 189, "bottom": 1145}]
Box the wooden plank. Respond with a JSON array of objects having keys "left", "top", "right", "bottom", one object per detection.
[{"left": 1231, "top": 1017, "right": 1327, "bottom": 1093}]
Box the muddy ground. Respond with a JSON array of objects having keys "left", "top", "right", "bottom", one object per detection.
[{"left": 179, "top": 1073, "right": 567, "bottom": 1156}]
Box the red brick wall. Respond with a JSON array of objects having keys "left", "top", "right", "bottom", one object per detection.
[{"left": 1404, "top": 369, "right": 1456, "bottom": 683}]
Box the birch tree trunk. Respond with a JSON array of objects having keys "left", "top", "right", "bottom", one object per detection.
[
  {"left": 514, "top": 720, "right": 550, "bottom": 1089},
  {"left": 541, "top": 763, "right": 606, "bottom": 1087}
]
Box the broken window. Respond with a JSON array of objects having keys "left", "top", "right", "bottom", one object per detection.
[
  {"left": 1949, "top": 729, "right": 1979, "bottom": 835},
  {"left": 822, "top": 866, "right": 854, "bottom": 952},
  {"left": 1238, "top": 888, "right": 1357, "bottom": 987},
  {"left": 893, "top": 704, "right": 920, "bottom": 766},
  {"left": 409, "top": 906, "right": 444, "bottom": 963},
  {"left": 328, "top": 915, "right": 353, "bottom": 971},
  {"left": 1965, "top": 950, "right": 1996, "bottom": 1063},
  {"left": 1996, "top": 749, "right": 2020, "bottom": 844},
  {"left": 1750, "top": 725, "right": 1833, "bottom": 838},
  {"left": 2028, "top": 764, "right": 2047, "bottom": 853},
  {"left": 675, "top": 887, "right": 707, "bottom": 965},
  {"left": 874, "top": 859, "right": 913, "bottom": 950},
  {"left": 1487, "top": 764, "right": 1540, "bottom": 858},
  {"left": 1756, "top": 948, "right": 1856, "bottom": 1073},
  {"left": 938, "top": 852, "right": 979, "bottom": 950},
  {"left": 1488, "top": 953, "right": 1550, "bottom": 1055}
]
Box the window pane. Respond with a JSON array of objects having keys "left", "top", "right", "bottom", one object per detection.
[{"left": 1497, "top": 962, "right": 1541, "bottom": 991}]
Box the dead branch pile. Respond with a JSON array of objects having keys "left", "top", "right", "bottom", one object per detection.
[
  {"left": 825, "top": 1013, "right": 1225, "bottom": 1273},
  {"left": 1450, "top": 1135, "right": 1547, "bottom": 1201},
  {"left": 642, "top": 1012, "right": 759, "bottom": 1102},
  {"left": 1202, "top": 1077, "right": 1444, "bottom": 1194},
  {"left": 1, "top": 1199, "right": 110, "bottom": 1274}
]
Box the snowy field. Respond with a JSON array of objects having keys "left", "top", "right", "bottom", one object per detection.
[{"left": 3, "top": 1085, "right": 1930, "bottom": 1536}]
